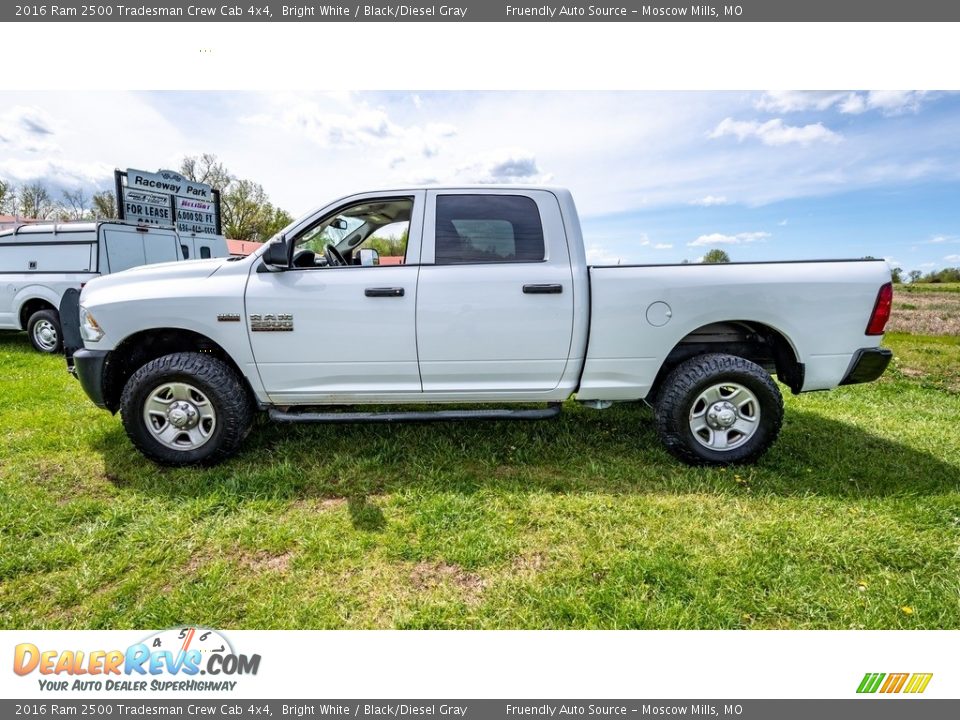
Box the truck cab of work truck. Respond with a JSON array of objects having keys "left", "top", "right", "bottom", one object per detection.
[{"left": 62, "top": 186, "right": 893, "bottom": 467}]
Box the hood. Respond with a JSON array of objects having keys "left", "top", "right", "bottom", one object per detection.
[
  {"left": 80, "top": 257, "right": 236, "bottom": 308},
  {"left": 87, "top": 257, "right": 227, "bottom": 291}
]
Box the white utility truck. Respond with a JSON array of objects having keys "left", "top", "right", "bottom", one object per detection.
[
  {"left": 62, "top": 188, "right": 893, "bottom": 466},
  {"left": 1, "top": 220, "right": 228, "bottom": 353}
]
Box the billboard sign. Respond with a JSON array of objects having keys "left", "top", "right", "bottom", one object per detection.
[
  {"left": 126, "top": 168, "right": 213, "bottom": 201},
  {"left": 116, "top": 168, "right": 221, "bottom": 236},
  {"left": 175, "top": 197, "right": 218, "bottom": 236},
  {"left": 121, "top": 188, "right": 173, "bottom": 227}
]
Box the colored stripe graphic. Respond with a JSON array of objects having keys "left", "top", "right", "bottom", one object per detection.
[
  {"left": 904, "top": 673, "right": 934, "bottom": 694},
  {"left": 857, "top": 672, "right": 932, "bottom": 694},
  {"left": 857, "top": 673, "right": 885, "bottom": 693},
  {"left": 880, "top": 673, "right": 909, "bottom": 693}
]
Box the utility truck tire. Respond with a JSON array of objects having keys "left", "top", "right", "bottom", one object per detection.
[
  {"left": 27, "top": 309, "right": 63, "bottom": 354},
  {"left": 654, "top": 353, "right": 783, "bottom": 466},
  {"left": 120, "top": 352, "right": 254, "bottom": 466}
]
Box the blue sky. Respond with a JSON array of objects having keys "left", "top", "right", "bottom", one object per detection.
[{"left": 1, "top": 90, "right": 958, "bottom": 271}]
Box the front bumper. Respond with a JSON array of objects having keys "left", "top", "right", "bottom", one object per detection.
[
  {"left": 71, "top": 349, "right": 111, "bottom": 409},
  {"left": 840, "top": 347, "right": 893, "bottom": 386}
]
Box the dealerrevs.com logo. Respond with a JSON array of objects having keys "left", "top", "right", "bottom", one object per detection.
[{"left": 13, "top": 627, "right": 261, "bottom": 692}]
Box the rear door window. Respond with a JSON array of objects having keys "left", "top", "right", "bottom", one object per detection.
[{"left": 434, "top": 195, "right": 545, "bottom": 264}]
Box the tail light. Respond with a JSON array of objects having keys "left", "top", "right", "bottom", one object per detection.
[{"left": 866, "top": 282, "right": 893, "bottom": 336}]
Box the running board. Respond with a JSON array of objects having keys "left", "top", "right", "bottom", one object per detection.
[{"left": 268, "top": 403, "right": 562, "bottom": 424}]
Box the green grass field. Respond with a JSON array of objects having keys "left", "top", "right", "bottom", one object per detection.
[{"left": 1, "top": 296, "right": 958, "bottom": 630}]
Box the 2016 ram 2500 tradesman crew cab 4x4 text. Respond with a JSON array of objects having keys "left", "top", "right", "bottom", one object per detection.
[{"left": 62, "top": 187, "right": 893, "bottom": 467}]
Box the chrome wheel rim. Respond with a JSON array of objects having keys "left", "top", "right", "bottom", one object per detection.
[
  {"left": 688, "top": 382, "right": 760, "bottom": 451},
  {"left": 33, "top": 320, "right": 58, "bottom": 351},
  {"left": 143, "top": 382, "right": 217, "bottom": 450}
]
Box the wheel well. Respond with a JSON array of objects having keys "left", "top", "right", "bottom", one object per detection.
[
  {"left": 650, "top": 321, "right": 805, "bottom": 399},
  {"left": 101, "top": 328, "right": 252, "bottom": 413},
  {"left": 19, "top": 298, "right": 57, "bottom": 330}
]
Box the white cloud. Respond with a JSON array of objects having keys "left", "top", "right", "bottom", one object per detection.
[
  {"left": 242, "top": 94, "right": 457, "bottom": 165},
  {"left": 690, "top": 194, "right": 728, "bottom": 206},
  {"left": 755, "top": 91, "right": 851, "bottom": 114},
  {"left": 455, "top": 148, "right": 551, "bottom": 184},
  {"left": 0, "top": 106, "right": 58, "bottom": 154},
  {"left": 778, "top": 219, "right": 788, "bottom": 226},
  {"left": 709, "top": 117, "right": 841, "bottom": 146},
  {"left": 653, "top": 243, "right": 673, "bottom": 250},
  {"left": 945, "top": 254, "right": 960, "bottom": 263},
  {"left": 689, "top": 231, "right": 771, "bottom": 247},
  {"left": 841, "top": 91, "right": 928, "bottom": 116},
  {"left": 0, "top": 157, "right": 113, "bottom": 188},
  {"left": 755, "top": 90, "right": 932, "bottom": 117}
]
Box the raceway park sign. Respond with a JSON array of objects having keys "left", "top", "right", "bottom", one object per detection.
[
  {"left": 118, "top": 168, "right": 221, "bottom": 236},
  {"left": 127, "top": 168, "right": 212, "bottom": 200}
]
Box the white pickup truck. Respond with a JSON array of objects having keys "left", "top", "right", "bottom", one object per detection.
[{"left": 62, "top": 187, "right": 893, "bottom": 467}]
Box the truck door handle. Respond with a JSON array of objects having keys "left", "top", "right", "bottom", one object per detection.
[
  {"left": 523, "top": 283, "right": 563, "bottom": 294},
  {"left": 365, "top": 287, "right": 405, "bottom": 297}
]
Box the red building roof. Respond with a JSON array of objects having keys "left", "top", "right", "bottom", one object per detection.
[{"left": 226, "top": 239, "right": 263, "bottom": 256}]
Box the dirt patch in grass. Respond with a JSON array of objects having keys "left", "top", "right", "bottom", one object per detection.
[
  {"left": 888, "top": 291, "right": 960, "bottom": 335},
  {"left": 411, "top": 561, "right": 486, "bottom": 602},
  {"left": 184, "top": 548, "right": 215, "bottom": 574},
  {"left": 239, "top": 550, "right": 294, "bottom": 573},
  {"left": 290, "top": 497, "right": 348, "bottom": 512},
  {"left": 511, "top": 551, "right": 547, "bottom": 575}
]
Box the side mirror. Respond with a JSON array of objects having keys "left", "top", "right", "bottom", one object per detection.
[
  {"left": 261, "top": 238, "right": 289, "bottom": 268},
  {"left": 359, "top": 248, "right": 380, "bottom": 267}
]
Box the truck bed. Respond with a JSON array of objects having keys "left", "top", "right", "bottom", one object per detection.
[{"left": 577, "top": 259, "right": 891, "bottom": 400}]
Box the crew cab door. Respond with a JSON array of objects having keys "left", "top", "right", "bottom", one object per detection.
[
  {"left": 416, "top": 190, "right": 574, "bottom": 395},
  {"left": 245, "top": 191, "right": 425, "bottom": 404}
]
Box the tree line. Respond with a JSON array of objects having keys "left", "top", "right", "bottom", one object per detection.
[
  {"left": 0, "top": 153, "right": 293, "bottom": 242},
  {"left": 890, "top": 266, "right": 960, "bottom": 284}
]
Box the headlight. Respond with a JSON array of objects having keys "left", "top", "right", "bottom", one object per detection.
[{"left": 79, "top": 306, "right": 104, "bottom": 342}]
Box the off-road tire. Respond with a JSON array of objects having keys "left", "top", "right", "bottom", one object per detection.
[
  {"left": 27, "top": 309, "right": 63, "bottom": 353},
  {"left": 654, "top": 353, "right": 783, "bottom": 466},
  {"left": 120, "top": 352, "right": 254, "bottom": 466}
]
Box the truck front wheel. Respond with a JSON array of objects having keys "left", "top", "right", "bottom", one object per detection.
[
  {"left": 654, "top": 353, "right": 783, "bottom": 466},
  {"left": 27, "top": 309, "right": 63, "bottom": 353},
  {"left": 120, "top": 352, "right": 254, "bottom": 466}
]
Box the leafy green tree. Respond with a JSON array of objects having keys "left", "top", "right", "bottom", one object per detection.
[
  {"left": 91, "top": 190, "right": 116, "bottom": 219},
  {"left": 701, "top": 248, "right": 731, "bottom": 264},
  {"left": 0, "top": 180, "right": 14, "bottom": 214},
  {"left": 179, "top": 154, "right": 293, "bottom": 240},
  {"left": 907, "top": 270, "right": 922, "bottom": 284},
  {"left": 890, "top": 266, "right": 903, "bottom": 283},
  {"left": 365, "top": 229, "right": 408, "bottom": 258}
]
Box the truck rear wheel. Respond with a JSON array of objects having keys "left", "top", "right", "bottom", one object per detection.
[
  {"left": 27, "top": 309, "right": 63, "bottom": 353},
  {"left": 654, "top": 353, "right": 783, "bottom": 466},
  {"left": 120, "top": 352, "right": 254, "bottom": 466}
]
